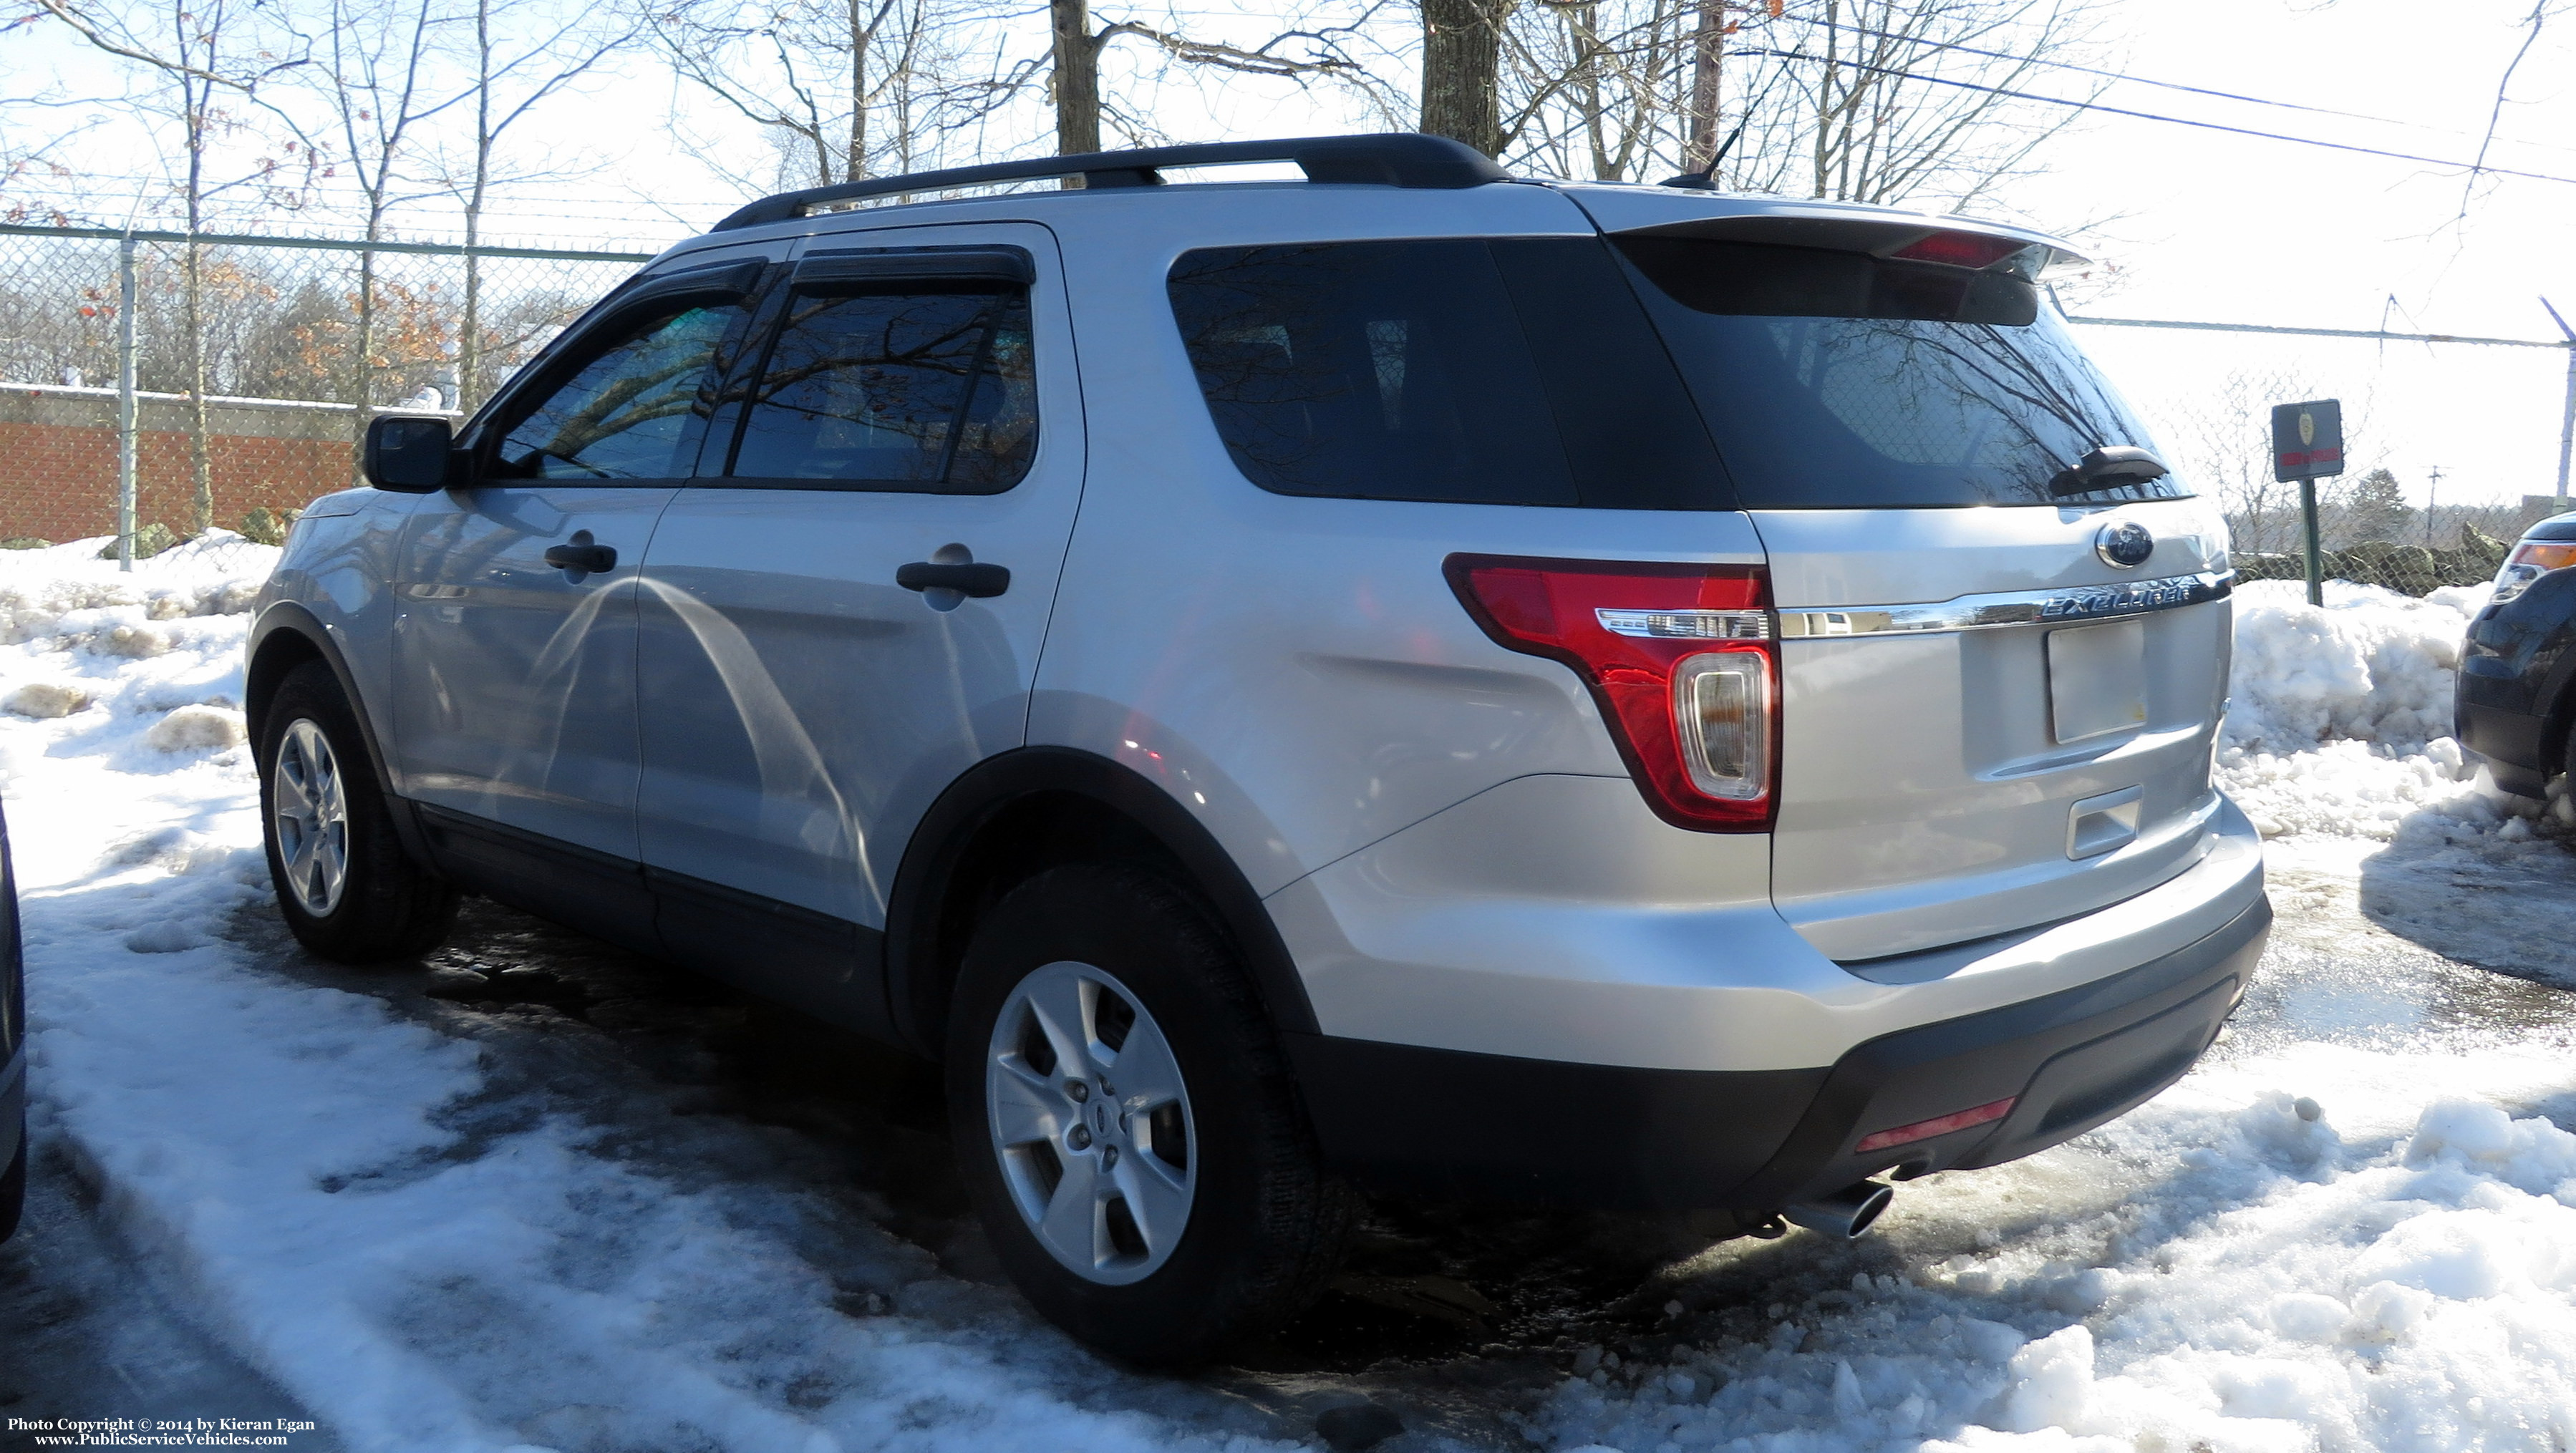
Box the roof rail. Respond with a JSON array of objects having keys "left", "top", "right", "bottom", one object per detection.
[{"left": 709, "top": 133, "right": 1511, "bottom": 233}]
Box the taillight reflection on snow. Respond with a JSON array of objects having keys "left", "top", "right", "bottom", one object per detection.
[{"left": 1445, "top": 554, "right": 1777, "bottom": 832}]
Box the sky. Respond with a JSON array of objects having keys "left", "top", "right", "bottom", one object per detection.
[{"left": 6, "top": 0, "right": 2573, "bottom": 507}]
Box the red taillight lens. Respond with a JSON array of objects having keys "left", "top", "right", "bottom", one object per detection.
[
  {"left": 1887, "top": 230, "right": 2030, "bottom": 269},
  {"left": 1854, "top": 1097, "right": 2017, "bottom": 1155},
  {"left": 1445, "top": 554, "right": 1777, "bottom": 832}
]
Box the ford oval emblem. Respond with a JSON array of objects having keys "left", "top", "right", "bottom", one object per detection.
[{"left": 2096, "top": 520, "right": 2154, "bottom": 570}]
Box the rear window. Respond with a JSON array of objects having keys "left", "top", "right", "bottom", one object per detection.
[
  {"left": 1614, "top": 236, "right": 2184, "bottom": 508},
  {"left": 1166, "top": 239, "right": 1733, "bottom": 510}
]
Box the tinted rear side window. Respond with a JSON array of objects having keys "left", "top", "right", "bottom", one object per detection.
[
  {"left": 1615, "top": 236, "right": 2182, "bottom": 509},
  {"left": 729, "top": 287, "right": 1037, "bottom": 491},
  {"left": 1167, "top": 238, "right": 1733, "bottom": 510}
]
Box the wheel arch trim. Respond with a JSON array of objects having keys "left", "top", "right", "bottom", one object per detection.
[
  {"left": 246, "top": 602, "right": 434, "bottom": 866},
  {"left": 885, "top": 746, "right": 1319, "bottom": 1057}
]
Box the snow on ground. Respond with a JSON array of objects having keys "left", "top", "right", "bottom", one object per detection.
[
  {"left": 0, "top": 538, "right": 1304, "bottom": 1452},
  {"left": 7, "top": 543, "right": 2576, "bottom": 1453}
]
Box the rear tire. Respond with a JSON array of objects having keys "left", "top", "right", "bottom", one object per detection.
[
  {"left": 0, "top": 1115, "right": 24, "bottom": 1245},
  {"left": 257, "top": 661, "right": 456, "bottom": 963},
  {"left": 946, "top": 864, "right": 1354, "bottom": 1365}
]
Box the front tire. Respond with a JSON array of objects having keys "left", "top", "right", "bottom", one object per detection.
[
  {"left": 946, "top": 865, "right": 1353, "bottom": 1364},
  {"left": 257, "top": 661, "right": 457, "bottom": 963}
]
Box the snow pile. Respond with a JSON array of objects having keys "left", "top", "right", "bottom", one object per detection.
[
  {"left": 1538, "top": 1046, "right": 2576, "bottom": 1453},
  {"left": 4, "top": 534, "right": 1305, "bottom": 1451},
  {"left": 0, "top": 534, "right": 274, "bottom": 796},
  {"left": 2216, "top": 580, "right": 2514, "bottom": 840}
]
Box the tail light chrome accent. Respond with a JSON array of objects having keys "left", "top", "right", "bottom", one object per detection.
[{"left": 1445, "top": 554, "right": 1778, "bottom": 832}]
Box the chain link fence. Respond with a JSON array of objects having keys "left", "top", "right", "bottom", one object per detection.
[
  {"left": 2067, "top": 314, "right": 2576, "bottom": 600},
  {"left": 0, "top": 223, "right": 2567, "bottom": 590},
  {"left": 0, "top": 224, "right": 649, "bottom": 550}
]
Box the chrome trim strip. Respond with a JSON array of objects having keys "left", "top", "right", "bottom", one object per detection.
[
  {"left": 1595, "top": 608, "right": 1771, "bottom": 641},
  {"left": 1777, "top": 570, "right": 2233, "bottom": 639}
]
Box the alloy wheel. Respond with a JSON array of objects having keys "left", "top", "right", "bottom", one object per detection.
[
  {"left": 984, "top": 960, "right": 1197, "bottom": 1284},
  {"left": 271, "top": 717, "right": 350, "bottom": 917}
]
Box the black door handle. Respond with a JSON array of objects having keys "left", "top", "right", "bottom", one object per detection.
[
  {"left": 896, "top": 561, "right": 1010, "bottom": 598},
  {"left": 543, "top": 542, "right": 617, "bottom": 573}
]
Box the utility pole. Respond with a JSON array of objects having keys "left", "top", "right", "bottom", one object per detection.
[
  {"left": 2426, "top": 465, "right": 2441, "bottom": 545},
  {"left": 2547, "top": 297, "right": 2574, "bottom": 500}
]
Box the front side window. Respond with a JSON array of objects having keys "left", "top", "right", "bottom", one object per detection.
[
  {"left": 727, "top": 287, "right": 1037, "bottom": 491},
  {"left": 493, "top": 301, "right": 743, "bottom": 481},
  {"left": 1166, "top": 238, "right": 1730, "bottom": 510}
]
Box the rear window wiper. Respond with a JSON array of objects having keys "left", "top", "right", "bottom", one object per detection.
[{"left": 2049, "top": 445, "right": 2169, "bottom": 498}]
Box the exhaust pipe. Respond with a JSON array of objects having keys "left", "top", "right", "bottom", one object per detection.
[{"left": 1782, "top": 1181, "right": 1894, "bottom": 1239}]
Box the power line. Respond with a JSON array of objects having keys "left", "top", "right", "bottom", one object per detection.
[
  {"left": 2065, "top": 314, "right": 2574, "bottom": 350},
  {"left": 1770, "top": 13, "right": 2576, "bottom": 157},
  {"left": 1735, "top": 47, "right": 2576, "bottom": 188}
]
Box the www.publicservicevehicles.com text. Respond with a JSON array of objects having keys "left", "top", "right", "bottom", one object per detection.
[{"left": 6, "top": 1417, "right": 316, "bottom": 1447}]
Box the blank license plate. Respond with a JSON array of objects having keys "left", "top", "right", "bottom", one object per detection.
[{"left": 2048, "top": 620, "right": 2146, "bottom": 743}]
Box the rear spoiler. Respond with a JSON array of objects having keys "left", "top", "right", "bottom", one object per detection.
[{"left": 1584, "top": 200, "right": 2088, "bottom": 277}]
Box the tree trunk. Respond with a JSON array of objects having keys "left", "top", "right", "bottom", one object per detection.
[
  {"left": 1685, "top": 0, "right": 1725, "bottom": 172},
  {"left": 848, "top": 0, "right": 869, "bottom": 179},
  {"left": 1051, "top": 0, "right": 1099, "bottom": 156},
  {"left": 1420, "top": 0, "right": 1507, "bottom": 158}
]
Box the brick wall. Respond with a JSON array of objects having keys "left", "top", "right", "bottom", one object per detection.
[{"left": 0, "top": 384, "right": 369, "bottom": 543}]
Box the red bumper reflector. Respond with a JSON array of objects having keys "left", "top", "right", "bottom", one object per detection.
[{"left": 1854, "top": 1097, "right": 2017, "bottom": 1154}]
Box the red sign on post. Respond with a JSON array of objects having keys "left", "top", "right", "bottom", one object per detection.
[{"left": 2271, "top": 399, "right": 2345, "bottom": 482}]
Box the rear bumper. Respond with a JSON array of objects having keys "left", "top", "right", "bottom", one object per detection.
[{"left": 1287, "top": 887, "right": 2268, "bottom": 1211}]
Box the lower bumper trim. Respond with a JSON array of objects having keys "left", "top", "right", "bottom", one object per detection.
[{"left": 1288, "top": 893, "right": 2270, "bottom": 1211}]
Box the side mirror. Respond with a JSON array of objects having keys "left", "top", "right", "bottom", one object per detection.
[{"left": 364, "top": 414, "right": 457, "bottom": 493}]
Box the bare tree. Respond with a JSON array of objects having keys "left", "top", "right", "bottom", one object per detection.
[
  {"left": 1420, "top": 0, "right": 1510, "bottom": 155},
  {"left": 447, "top": 0, "right": 634, "bottom": 409},
  {"left": 287, "top": 0, "right": 478, "bottom": 432},
  {"left": 30, "top": 0, "right": 311, "bottom": 535},
  {"left": 1770, "top": 0, "right": 2108, "bottom": 209},
  {"left": 2456, "top": 1, "right": 2569, "bottom": 223},
  {"left": 1043, "top": 1, "right": 1388, "bottom": 158},
  {"left": 1501, "top": 1, "right": 1695, "bottom": 177},
  {"left": 649, "top": 0, "right": 962, "bottom": 194},
  {"left": 1499, "top": 0, "right": 2110, "bottom": 211}
]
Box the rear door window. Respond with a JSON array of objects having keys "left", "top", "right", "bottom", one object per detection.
[
  {"left": 1166, "top": 238, "right": 1733, "bottom": 510},
  {"left": 726, "top": 286, "right": 1037, "bottom": 492},
  {"left": 1613, "top": 235, "right": 2183, "bottom": 509}
]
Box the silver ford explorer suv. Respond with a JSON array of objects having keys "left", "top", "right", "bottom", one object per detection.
[{"left": 248, "top": 134, "right": 2269, "bottom": 1364}]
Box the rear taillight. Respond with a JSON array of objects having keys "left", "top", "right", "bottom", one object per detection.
[
  {"left": 1445, "top": 554, "right": 1776, "bottom": 832},
  {"left": 2494, "top": 539, "right": 2576, "bottom": 603}
]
